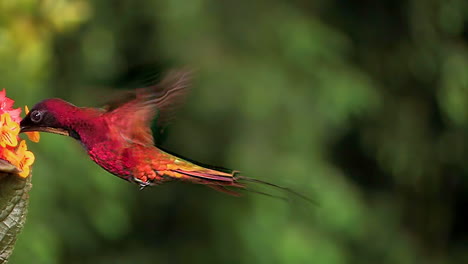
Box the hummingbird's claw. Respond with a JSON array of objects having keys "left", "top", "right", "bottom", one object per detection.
[{"left": 132, "top": 177, "right": 151, "bottom": 190}]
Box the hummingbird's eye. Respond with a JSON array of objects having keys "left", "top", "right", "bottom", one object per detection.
[{"left": 30, "top": 110, "right": 43, "bottom": 123}]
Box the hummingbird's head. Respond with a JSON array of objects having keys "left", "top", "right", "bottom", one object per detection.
[{"left": 20, "top": 98, "right": 78, "bottom": 138}]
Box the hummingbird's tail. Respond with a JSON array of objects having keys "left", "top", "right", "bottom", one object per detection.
[
  {"left": 170, "top": 167, "right": 244, "bottom": 195},
  {"left": 234, "top": 174, "right": 316, "bottom": 204},
  {"left": 155, "top": 150, "right": 314, "bottom": 203},
  {"left": 169, "top": 166, "right": 315, "bottom": 204}
]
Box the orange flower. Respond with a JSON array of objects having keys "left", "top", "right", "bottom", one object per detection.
[
  {"left": 0, "top": 89, "right": 38, "bottom": 178},
  {"left": 3, "top": 140, "right": 35, "bottom": 178},
  {"left": 24, "top": 106, "right": 40, "bottom": 142},
  {"left": 0, "top": 113, "right": 19, "bottom": 147}
]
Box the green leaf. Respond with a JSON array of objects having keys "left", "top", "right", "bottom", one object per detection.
[{"left": 0, "top": 160, "right": 32, "bottom": 263}]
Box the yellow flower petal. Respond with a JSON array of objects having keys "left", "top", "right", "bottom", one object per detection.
[
  {"left": 2, "top": 140, "right": 35, "bottom": 178},
  {"left": 18, "top": 166, "right": 29, "bottom": 178},
  {"left": 17, "top": 147, "right": 35, "bottom": 178},
  {"left": 16, "top": 139, "right": 26, "bottom": 151},
  {"left": 0, "top": 113, "right": 19, "bottom": 147},
  {"left": 0, "top": 131, "right": 18, "bottom": 147},
  {"left": 26, "top": 132, "right": 40, "bottom": 142},
  {"left": 2, "top": 148, "right": 20, "bottom": 167},
  {"left": 21, "top": 150, "right": 35, "bottom": 167},
  {"left": 3, "top": 113, "right": 18, "bottom": 131}
]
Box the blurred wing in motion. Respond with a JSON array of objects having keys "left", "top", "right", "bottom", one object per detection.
[{"left": 103, "top": 70, "right": 192, "bottom": 146}]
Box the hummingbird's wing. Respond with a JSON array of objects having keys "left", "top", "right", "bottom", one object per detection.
[{"left": 104, "top": 70, "right": 191, "bottom": 146}]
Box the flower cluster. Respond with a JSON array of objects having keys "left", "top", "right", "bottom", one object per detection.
[{"left": 0, "top": 89, "right": 39, "bottom": 178}]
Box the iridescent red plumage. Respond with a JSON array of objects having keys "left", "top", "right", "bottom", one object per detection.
[{"left": 21, "top": 72, "right": 242, "bottom": 193}]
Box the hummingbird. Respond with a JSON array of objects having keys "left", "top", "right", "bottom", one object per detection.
[{"left": 20, "top": 71, "right": 311, "bottom": 200}]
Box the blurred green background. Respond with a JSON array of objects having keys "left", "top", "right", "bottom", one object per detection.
[{"left": 1, "top": 0, "right": 468, "bottom": 263}]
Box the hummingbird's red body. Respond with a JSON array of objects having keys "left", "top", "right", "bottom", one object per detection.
[{"left": 20, "top": 72, "right": 243, "bottom": 194}]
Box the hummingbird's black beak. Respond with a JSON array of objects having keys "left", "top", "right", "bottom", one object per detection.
[
  {"left": 20, "top": 126, "right": 70, "bottom": 136},
  {"left": 20, "top": 119, "right": 70, "bottom": 136}
]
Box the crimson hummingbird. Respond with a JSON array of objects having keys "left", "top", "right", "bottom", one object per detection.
[{"left": 19, "top": 71, "right": 311, "bottom": 201}]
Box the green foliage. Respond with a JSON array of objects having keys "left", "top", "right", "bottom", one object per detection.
[
  {"left": 1, "top": 0, "right": 467, "bottom": 263},
  {"left": 0, "top": 167, "right": 31, "bottom": 263}
]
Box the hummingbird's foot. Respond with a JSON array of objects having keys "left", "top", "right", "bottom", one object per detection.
[{"left": 132, "top": 177, "right": 151, "bottom": 190}]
